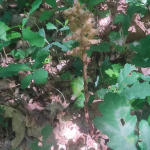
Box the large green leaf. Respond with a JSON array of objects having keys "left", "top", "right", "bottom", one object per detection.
[
  {"left": 113, "top": 14, "right": 125, "bottom": 24},
  {"left": 6, "top": 32, "right": 21, "bottom": 39},
  {"left": 21, "top": 74, "right": 32, "bottom": 89},
  {"left": 73, "top": 93, "right": 85, "bottom": 108},
  {"left": 46, "top": 0, "right": 57, "bottom": 9},
  {"left": 139, "top": 120, "right": 150, "bottom": 150},
  {"left": 108, "top": 32, "right": 121, "bottom": 42},
  {"left": 90, "top": 42, "right": 110, "bottom": 52},
  {"left": 29, "top": 0, "right": 42, "bottom": 15},
  {"left": 40, "top": 11, "right": 54, "bottom": 21},
  {"left": 71, "top": 77, "right": 84, "bottom": 99},
  {"left": 22, "top": 29, "right": 45, "bottom": 47},
  {"left": 33, "top": 50, "right": 49, "bottom": 69},
  {"left": 120, "top": 82, "right": 150, "bottom": 100},
  {"left": 117, "top": 64, "right": 137, "bottom": 89},
  {"left": 93, "top": 93, "right": 137, "bottom": 150},
  {"left": 0, "top": 41, "right": 10, "bottom": 51},
  {"left": 46, "top": 23, "right": 57, "bottom": 30},
  {"left": 33, "top": 69, "right": 48, "bottom": 84},
  {"left": 0, "top": 21, "right": 9, "bottom": 41}
]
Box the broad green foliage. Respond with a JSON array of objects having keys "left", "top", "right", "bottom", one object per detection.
[
  {"left": 61, "top": 71, "right": 73, "bottom": 81},
  {"left": 0, "top": 21, "right": 10, "bottom": 41},
  {"left": 21, "top": 74, "right": 32, "bottom": 89},
  {"left": 40, "top": 11, "right": 54, "bottom": 21},
  {"left": 30, "top": 124, "right": 53, "bottom": 150},
  {"left": 93, "top": 93, "right": 137, "bottom": 150},
  {"left": 0, "top": 41, "right": 10, "bottom": 51},
  {"left": 73, "top": 93, "right": 85, "bottom": 108},
  {"left": 120, "top": 82, "right": 150, "bottom": 100},
  {"left": 97, "top": 88, "right": 109, "bottom": 99},
  {"left": 130, "top": 35, "right": 150, "bottom": 67},
  {"left": 90, "top": 42, "right": 110, "bottom": 52},
  {"left": 139, "top": 120, "right": 150, "bottom": 150},
  {"left": 22, "top": 29, "right": 45, "bottom": 47},
  {"left": 0, "top": 106, "right": 7, "bottom": 127},
  {"left": 46, "top": 23, "right": 57, "bottom": 30},
  {"left": 46, "top": 0, "right": 57, "bottom": 9},
  {"left": 71, "top": 76, "right": 84, "bottom": 99}
]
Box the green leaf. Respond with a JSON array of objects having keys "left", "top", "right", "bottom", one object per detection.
[
  {"left": 73, "top": 58, "right": 83, "bottom": 76},
  {"left": 33, "top": 50, "right": 49, "bottom": 69},
  {"left": 46, "top": 0, "right": 57, "bottom": 9},
  {"left": 33, "top": 69, "right": 48, "bottom": 84},
  {"left": 132, "top": 54, "right": 147, "bottom": 67},
  {"left": 93, "top": 93, "right": 137, "bottom": 150},
  {"left": 121, "top": 15, "right": 130, "bottom": 35},
  {"left": 52, "top": 42, "right": 68, "bottom": 51},
  {"left": 73, "top": 93, "right": 85, "bottom": 108},
  {"left": 22, "top": 28, "right": 45, "bottom": 47},
  {"left": 40, "top": 11, "right": 54, "bottom": 21},
  {"left": 29, "top": 0, "right": 42, "bottom": 15},
  {"left": 71, "top": 77, "right": 84, "bottom": 99},
  {"left": 139, "top": 120, "right": 150, "bottom": 150},
  {"left": 88, "top": 0, "right": 105, "bottom": 6},
  {"left": 59, "top": 26, "right": 70, "bottom": 31},
  {"left": 90, "top": 42, "right": 110, "bottom": 52},
  {"left": 30, "top": 139, "right": 42, "bottom": 150},
  {"left": 108, "top": 32, "right": 121, "bottom": 42},
  {"left": 6, "top": 31, "right": 21, "bottom": 39},
  {"left": 46, "top": 23, "right": 57, "bottom": 30},
  {"left": 97, "top": 9, "right": 110, "bottom": 18},
  {"left": 21, "top": 74, "right": 32, "bottom": 89},
  {"left": 118, "top": 64, "right": 137, "bottom": 89},
  {"left": 61, "top": 71, "right": 73, "bottom": 81},
  {"left": 130, "top": 99, "right": 145, "bottom": 110},
  {"left": 148, "top": 115, "right": 150, "bottom": 124},
  {"left": 0, "top": 21, "right": 9, "bottom": 41},
  {"left": 113, "top": 14, "right": 125, "bottom": 24},
  {"left": 41, "top": 124, "right": 53, "bottom": 141},
  {"left": 22, "top": 18, "right": 29, "bottom": 27},
  {"left": 97, "top": 88, "right": 109, "bottom": 99},
  {"left": 0, "top": 41, "right": 10, "bottom": 51},
  {"left": 141, "top": 75, "right": 150, "bottom": 81},
  {"left": 120, "top": 82, "right": 150, "bottom": 100}
]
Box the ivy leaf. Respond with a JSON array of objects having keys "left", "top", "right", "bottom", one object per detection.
[
  {"left": 93, "top": 93, "right": 137, "bottom": 150},
  {"left": 6, "top": 31, "right": 21, "bottom": 39},
  {"left": 139, "top": 120, "right": 150, "bottom": 150},
  {"left": 40, "top": 11, "right": 54, "bottom": 21},
  {"left": 29, "top": 0, "right": 42, "bottom": 15},
  {"left": 46, "top": 23, "right": 57, "bottom": 30},
  {"left": 33, "top": 69, "right": 48, "bottom": 84},
  {"left": 120, "top": 82, "right": 150, "bottom": 100},
  {"left": 21, "top": 74, "right": 32, "bottom": 89},
  {"left": 46, "top": 0, "right": 57, "bottom": 9},
  {"left": 22, "top": 29, "right": 45, "bottom": 47},
  {"left": 71, "top": 77, "right": 84, "bottom": 99},
  {"left": 73, "top": 93, "right": 85, "bottom": 108},
  {"left": 90, "top": 42, "right": 110, "bottom": 52}
]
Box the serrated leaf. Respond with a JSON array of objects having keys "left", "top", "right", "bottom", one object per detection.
[
  {"left": 139, "top": 120, "right": 150, "bottom": 150},
  {"left": 6, "top": 31, "right": 21, "bottom": 39},
  {"left": 21, "top": 74, "right": 32, "bottom": 89},
  {"left": 40, "top": 11, "right": 54, "bottom": 21},
  {"left": 22, "top": 28, "right": 45, "bottom": 47},
  {"left": 71, "top": 77, "right": 84, "bottom": 99},
  {"left": 97, "top": 88, "right": 109, "bottom": 99},
  {"left": 73, "top": 93, "right": 85, "bottom": 108},
  {"left": 29, "top": 0, "right": 42, "bottom": 15},
  {"left": 46, "top": 23, "right": 57, "bottom": 30},
  {"left": 33, "top": 50, "right": 49, "bottom": 69},
  {"left": 33, "top": 69, "right": 48, "bottom": 84},
  {"left": 93, "top": 93, "right": 137, "bottom": 150},
  {"left": 113, "top": 14, "right": 125, "bottom": 24},
  {"left": 90, "top": 42, "right": 110, "bottom": 52},
  {"left": 120, "top": 82, "right": 150, "bottom": 100},
  {"left": 46, "top": 0, "right": 57, "bottom": 9}
]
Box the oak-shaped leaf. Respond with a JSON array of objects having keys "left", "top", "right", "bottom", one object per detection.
[{"left": 93, "top": 93, "right": 137, "bottom": 150}]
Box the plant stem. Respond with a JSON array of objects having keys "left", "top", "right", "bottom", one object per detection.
[{"left": 82, "top": 49, "right": 95, "bottom": 136}]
